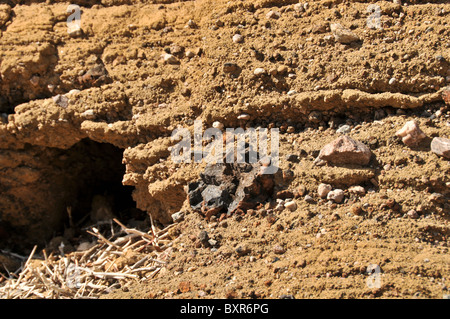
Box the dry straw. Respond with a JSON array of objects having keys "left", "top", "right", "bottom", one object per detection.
[{"left": 0, "top": 217, "right": 175, "bottom": 299}]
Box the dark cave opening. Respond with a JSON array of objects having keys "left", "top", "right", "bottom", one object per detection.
[
  {"left": 61, "top": 139, "right": 147, "bottom": 235},
  {"left": 0, "top": 138, "right": 149, "bottom": 269}
]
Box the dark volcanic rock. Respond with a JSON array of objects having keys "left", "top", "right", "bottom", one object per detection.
[{"left": 187, "top": 148, "right": 278, "bottom": 219}]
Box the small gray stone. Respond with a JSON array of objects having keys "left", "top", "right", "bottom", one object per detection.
[
  {"left": 52, "top": 94, "right": 69, "bottom": 108},
  {"left": 407, "top": 210, "right": 419, "bottom": 219},
  {"left": 336, "top": 125, "right": 351, "bottom": 134},
  {"left": 198, "top": 230, "right": 209, "bottom": 243},
  {"left": 171, "top": 211, "right": 185, "bottom": 223},
  {"left": 304, "top": 195, "right": 314, "bottom": 203}
]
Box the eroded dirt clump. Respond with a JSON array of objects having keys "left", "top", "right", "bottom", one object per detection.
[{"left": 0, "top": 0, "right": 449, "bottom": 299}]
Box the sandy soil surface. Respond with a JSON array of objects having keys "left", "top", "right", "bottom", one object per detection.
[{"left": 0, "top": 0, "right": 449, "bottom": 299}]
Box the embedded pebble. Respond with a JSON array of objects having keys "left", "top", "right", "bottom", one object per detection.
[
  {"left": 254, "top": 68, "right": 266, "bottom": 76},
  {"left": 294, "top": 3, "right": 305, "bottom": 12},
  {"left": 162, "top": 53, "right": 179, "bottom": 64},
  {"left": 266, "top": 10, "right": 281, "bottom": 19},
  {"left": 308, "top": 111, "right": 322, "bottom": 123},
  {"left": 81, "top": 109, "right": 95, "bottom": 119},
  {"left": 336, "top": 125, "right": 351, "bottom": 134},
  {"left": 186, "top": 19, "right": 197, "bottom": 28},
  {"left": 327, "top": 189, "right": 345, "bottom": 203},
  {"left": 68, "top": 24, "right": 82, "bottom": 37},
  {"left": 29, "top": 75, "right": 39, "bottom": 86},
  {"left": 232, "top": 34, "right": 243, "bottom": 43},
  {"left": 52, "top": 94, "right": 69, "bottom": 108},
  {"left": 318, "top": 183, "right": 332, "bottom": 198},
  {"left": 348, "top": 185, "right": 365, "bottom": 196},
  {"left": 430, "top": 137, "right": 450, "bottom": 159},
  {"left": 273, "top": 244, "right": 285, "bottom": 254},
  {"left": 212, "top": 121, "right": 224, "bottom": 130},
  {"left": 198, "top": 230, "right": 209, "bottom": 244},
  {"left": 171, "top": 211, "right": 185, "bottom": 223},
  {"left": 443, "top": 86, "right": 450, "bottom": 104},
  {"left": 223, "top": 62, "right": 239, "bottom": 73},
  {"left": 285, "top": 154, "right": 298, "bottom": 162},
  {"left": 407, "top": 210, "right": 419, "bottom": 219},
  {"left": 389, "top": 77, "right": 397, "bottom": 85},
  {"left": 395, "top": 120, "right": 426, "bottom": 147},
  {"left": 66, "top": 89, "right": 80, "bottom": 97},
  {"left": 284, "top": 200, "right": 297, "bottom": 212},
  {"left": 318, "top": 135, "right": 372, "bottom": 166},
  {"left": 237, "top": 113, "right": 250, "bottom": 120},
  {"left": 185, "top": 50, "right": 195, "bottom": 58},
  {"left": 330, "top": 23, "right": 360, "bottom": 44}
]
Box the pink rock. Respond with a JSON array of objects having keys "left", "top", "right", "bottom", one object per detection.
[
  {"left": 318, "top": 183, "right": 332, "bottom": 198},
  {"left": 348, "top": 185, "right": 366, "bottom": 195},
  {"left": 431, "top": 137, "right": 450, "bottom": 159},
  {"left": 443, "top": 86, "right": 450, "bottom": 105},
  {"left": 327, "top": 189, "right": 345, "bottom": 203},
  {"left": 318, "top": 135, "right": 372, "bottom": 166},
  {"left": 395, "top": 120, "right": 426, "bottom": 147}
]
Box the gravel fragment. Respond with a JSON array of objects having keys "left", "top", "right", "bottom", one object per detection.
[
  {"left": 318, "top": 183, "right": 332, "bottom": 198},
  {"left": 330, "top": 23, "right": 360, "bottom": 44},
  {"left": 232, "top": 34, "right": 243, "bottom": 43},
  {"left": 254, "top": 68, "right": 266, "bottom": 76},
  {"left": 431, "top": 137, "right": 450, "bottom": 159},
  {"left": 273, "top": 244, "right": 286, "bottom": 254},
  {"left": 327, "top": 189, "right": 344, "bottom": 203},
  {"left": 171, "top": 211, "right": 185, "bottom": 223},
  {"left": 395, "top": 120, "right": 426, "bottom": 147},
  {"left": 284, "top": 200, "right": 297, "bottom": 212}
]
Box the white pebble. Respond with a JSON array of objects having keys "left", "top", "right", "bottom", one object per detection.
[
  {"left": 237, "top": 113, "right": 250, "bottom": 120},
  {"left": 212, "top": 121, "right": 224, "bottom": 129},
  {"left": 284, "top": 200, "right": 297, "bottom": 212},
  {"left": 162, "top": 53, "right": 178, "bottom": 64},
  {"left": 232, "top": 34, "right": 243, "bottom": 43},
  {"left": 254, "top": 68, "right": 266, "bottom": 76}
]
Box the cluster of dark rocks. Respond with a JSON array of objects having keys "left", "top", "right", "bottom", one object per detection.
[{"left": 187, "top": 145, "right": 277, "bottom": 220}]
